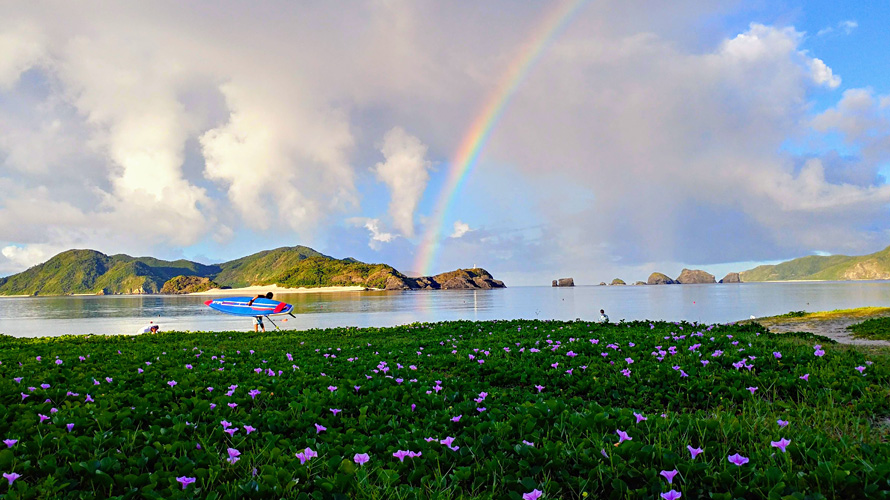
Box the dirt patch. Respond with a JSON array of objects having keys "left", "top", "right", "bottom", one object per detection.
[{"left": 745, "top": 308, "right": 890, "bottom": 347}]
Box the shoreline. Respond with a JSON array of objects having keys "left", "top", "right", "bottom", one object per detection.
[{"left": 189, "top": 284, "right": 378, "bottom": 296}]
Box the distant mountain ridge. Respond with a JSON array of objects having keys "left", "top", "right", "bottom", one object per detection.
[
  {"left": 740, "top": 245, "right": 890, "bottom": 282},
  {"left": 0, "top": 246, "right": 505, "bottom": 295}
]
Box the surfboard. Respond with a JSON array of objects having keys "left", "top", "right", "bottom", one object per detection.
[{"left": 204, "top": 297, "right": 293, "bottom": 317}]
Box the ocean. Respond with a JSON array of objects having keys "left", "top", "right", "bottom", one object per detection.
[{"left": 2, "top": 281, "right": 890, "bottom": 337}]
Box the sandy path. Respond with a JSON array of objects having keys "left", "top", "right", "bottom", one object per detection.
[{"left": 755, "top": 315, "right": 890, "bottom": 347}]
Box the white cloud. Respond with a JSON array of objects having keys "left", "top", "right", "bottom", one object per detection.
[
  {"left": 373, "top": 127, "right": 431, "bottom": 238},
  {"left": 808, "top": 58, "right": 840, "bottom": 88},
  {"left": 817, "top": 20, "right": 858, "bottom": 37},
  {"left": 450, "top": 221, "right": 471, "bottom": 238},
  {"left": 348, "top": 217, "right": 396, "bottom": 250},
  {"left": 0, "top": 4, "right": 885, "bottom": 280},
  {"left": 1, "top": 243, "right": 65, "bottom": 272},
  {"left": 0, "top": 22, "right": 45, "bottom": 89}
]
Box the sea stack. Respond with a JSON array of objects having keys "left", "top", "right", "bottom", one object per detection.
[
  {"left": 647, "top": 272, "right": 678, "bottom": 285},
  {"left": 719, "top": 272, "right": 741, "bottom": 283},
  {"left": 675, "top": 269, "right": 716, "bottom": 284}
]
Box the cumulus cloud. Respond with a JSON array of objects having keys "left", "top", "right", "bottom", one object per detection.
[
  {"left": 348, "top": 218, "right": 396, "bottom": 250},
  {"left": 808, "top": 58, "right": 841, "bottom": 88},
  {"left": 450, "top": 221, "right": 471, "bottom": 238},
  {"left": 373, "top": 127, "right": 431, "bottom": 238},
  {"left": 0, "top": 3, "right": 886, "bottom": 281},
  {"left": 0, "top": 243, "right": 67, "bottom": 273}
]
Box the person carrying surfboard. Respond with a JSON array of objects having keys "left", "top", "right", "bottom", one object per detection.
[{"left": 247, "top": 292, "right": 273, "bottom": 306}]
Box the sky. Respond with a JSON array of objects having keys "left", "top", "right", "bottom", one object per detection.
[{"left": 1, "top": 0, "right": 889, "bottom": 286}]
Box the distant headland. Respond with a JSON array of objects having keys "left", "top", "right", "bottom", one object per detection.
[
  {"left": 589, "top": 244, "right": 890, "bottom": 286},
  {"left": 0, "top": 246, "right": 505, "bottom": 296}
]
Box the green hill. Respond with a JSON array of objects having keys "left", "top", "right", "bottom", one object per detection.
[
  {"left": 213, "top": 246, "right": 328, "bottom": 287},
  {"left": 0, "top": 249, "right": 221, "bottom": 295},
  {"left": 740, "top": 245, "right": 890, "bottom": 281},
  {"left": 0, "top": 245, "right": 507, "bottom": 295}
]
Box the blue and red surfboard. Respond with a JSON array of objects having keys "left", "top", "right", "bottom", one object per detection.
[{"left": 204, "top": 297, "right": 294, "bottom": 317}]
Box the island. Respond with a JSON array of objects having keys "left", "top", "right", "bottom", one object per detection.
[{"left": 0, "top": 246, "right": 505, "bottom": 296}]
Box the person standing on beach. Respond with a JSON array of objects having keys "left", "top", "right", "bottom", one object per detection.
[
  {"left": 253, "top": 315, "right": 265, "bottom": 332},
  {"left": 599, "top": 309, "right": 609, "bottom": 324},
  {"left": 247, "top": 292, "right": 273, "bottom": 306}
]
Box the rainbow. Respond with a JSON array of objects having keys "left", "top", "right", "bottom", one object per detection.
[{"left": 413, "top": 0, "right": 589, "bottom": 276}]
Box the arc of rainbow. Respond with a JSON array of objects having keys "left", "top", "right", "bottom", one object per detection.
[{"left": 413, "top": 0, "right": 589, "bottom": 276}]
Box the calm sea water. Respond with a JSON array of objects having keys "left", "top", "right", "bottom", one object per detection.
[{"left": 2, "top": 282, "right": 890, "bottom": 338}]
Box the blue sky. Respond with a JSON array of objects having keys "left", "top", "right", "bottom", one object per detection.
[{"left": 1, "top": 1, "right": 889, "bottom": 285}]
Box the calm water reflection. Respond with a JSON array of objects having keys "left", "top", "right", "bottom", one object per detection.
[{"left": 2, "top": 282, "right": 890, "bottom": 337}]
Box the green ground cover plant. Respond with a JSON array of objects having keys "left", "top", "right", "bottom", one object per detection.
[
  {"left": 1, "top": 319, "right": 888, "bottom": 499},
  {"left": 848, "top": 317, "right": 890, "bottom": 341}
]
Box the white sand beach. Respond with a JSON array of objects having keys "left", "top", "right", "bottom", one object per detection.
[{"left": 189, "top": 284, "right": 374, "bottom": 296}]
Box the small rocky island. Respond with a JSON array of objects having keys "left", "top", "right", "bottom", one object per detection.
[{"left": 552, "top": 278, "right": 574, "bottom": 287}]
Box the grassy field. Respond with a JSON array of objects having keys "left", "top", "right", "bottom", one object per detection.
[{"left": 1, "top": 319, "right": 889, "bottom": 499}]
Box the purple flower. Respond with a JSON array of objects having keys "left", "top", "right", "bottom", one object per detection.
[
  {"left": 522, "top": 489, "right": 543, "bottom": 500},
  {"left": 249, "top": 389, "right": 261, "bottom": 399},
  {"left": 687, "top": 445, "right": 703, "bottom": 459},
  {"left": 327, "top": 386, "right": 337, "bottom": 392},
  {"left": 207, "top": 387, "right": 214, "bottom": 392},
  {"left": 315, "top": 423, "right": 326, "bottom": 433},
  {"left": 3, "top": 472, "right": 21, "bottom": 485},
  {"left": 633, "top": 412, "right": 647, "bottom": 424},
  {"left": 85, "top": 394, "right": 94, "bottom": 403},
  {"left": 621, "top": 368, "right": 631, "bottom": 377},
  {"left": 777, "top": 419, "right": 789, "bottom": 427},
  {"left": 176, "top": 476, "right": 196, "bottom": 489},
  {"left": 728, "top": 453, "right": 749, "bottom": 466},
  {"left": 800, "top": 374, "right": 809, "bottom": 381},
  {"left": 814, "top": 349, "right": 825, "bottom": 357},
  {"left": 746, "top": 387, "right": 758, "bottom": 395},
  {"left": 353, "top": 453, "right": 370, "bottom": 465},
  {"left": 224, "top": 427, "right": 239, "bottom": 436},
  {"left": 330, "top": 408, "right": 341, "bottom": 416},
  {"left": 38, "top": 414, "right": 49, "bottom": 423},
  {"left": 615, "top": 429, "right": 632, "bottom": 446},
  {"left": 393, "top": 450, "right": 410, "bottom": 462},
  {"left": 221, "top": 420, "right": 232, "bottom": 429},
  {"left": 661, "top": 490, "right": 682, "bottom": 500},
  {"left": 354, "top": 385, "right": 361, "bottom": 392},
  {"left": 228, "top": 403, "right": 237, "bottom": 409},
  {"left": 226, "top": 448, "right": 241, "bottom": 464},
  {"left": 439, "top": 436, "right": 455, "bottom": 447},
  {"left": 451, "top": 415, "right": 462, "bottom": 423},
  {"left": 3, "top": 439, "right": 17, "bottom": 448},
  {"left": 40, "top": 384, "right": 50, "bottom": 389},
  {"left": 244, "top": 425, "right": 256, "bottom": 434},
  {"left": 535, "top": 385, "right": 544, "bottom": 393},
  {"left": 55, "top": 359, "right": 63, "bottom": 365},
  {"left": 660, "top": 469, "right": 679, "bottom": 484},
  {"left": 522, "top": 440, "right": 534, "bottom": 447},
  {"left": 20, "top": 393, "right": 28, "bottom": 401},
  {"left": 855, "top": 366, "right": 866, "bottom": 374},
  {"left": 771, "top": 437, "right": 791, "bottom": 453},
  {"left": 167, "top": 380, "right": 177, "bottom": 388},
  {"left": 773, "top": 352, "right": 782, "bottom": 359},
  {"left": 67, "top": 423, "right": 74, "bottom": 432}
]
